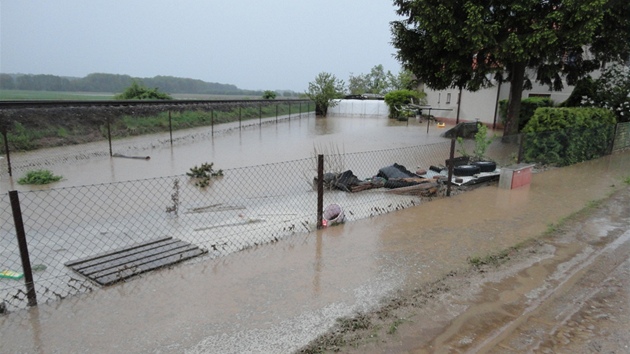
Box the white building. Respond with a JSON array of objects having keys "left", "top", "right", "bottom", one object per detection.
[{"left": 422, "top": 77, "right": 575, "bottom": 130}]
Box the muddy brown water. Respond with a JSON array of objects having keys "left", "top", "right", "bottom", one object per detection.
[
  {"left": 3, "top": 115, "right": 629, "bottom": 353},
  {"left": 0, "top": 115, "right": 451, "bottom": 191}
]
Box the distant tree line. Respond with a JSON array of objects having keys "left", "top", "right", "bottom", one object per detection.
[{"left": 0, "top": 72, "right": 299, "bottom": 97}]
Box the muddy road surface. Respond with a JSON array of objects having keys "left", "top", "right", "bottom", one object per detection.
[{"left": 300, "top": 186, "right": 630, "bottom": 353}]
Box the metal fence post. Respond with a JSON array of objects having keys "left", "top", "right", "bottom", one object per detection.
[
  {"left": 517, "top": 133, "right": 525, "bottom": 164},
  {"left": 211, "top": 110, "right": 214, "bottom": 135},
  {"left": 9, "top": 190, "right": 37, "bottom": 307},
  {"left": 276, "top": 104, "right": 278, "bottom": 123},
  {"left": 259, "top": 104, "right": 262, "bottom": 126},
  {"left": 1, "top": 126, "right": 12, "bottom": 176},
  {"left": 239, "top": 106, "right": 242, "bottom": 129},
  {"left": 107, "top": 116, "right": 113, "bottom": 157},
  {"left": 317, "top": 154, "right": 324, "bottom": 229},
  {"left": 288, "top": 102, "right": 291, "bottom": 121},
  {"left": 447, "top": 138, "right": 455, "bottom": 197},
  {"left": 168, "top": 110, "right": 173, "bottom": 146}
]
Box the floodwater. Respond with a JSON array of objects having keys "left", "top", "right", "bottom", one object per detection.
[
  {"left": 0, "top": 113, "right": 454, "bottom": 313},
  {"left": 1, "top": 119, "right": 630, "bottom": 353},
  {"left": 0, "top": 114, "right": 450, "bottom": 191}
]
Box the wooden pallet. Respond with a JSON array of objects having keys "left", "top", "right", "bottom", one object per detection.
[{"left": 65, "top": 237, "right": 207, "bottom": 286}]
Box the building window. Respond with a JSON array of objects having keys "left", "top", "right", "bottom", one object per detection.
[{"left": 446, "top": 93, "right": 451, "bottom": 104}]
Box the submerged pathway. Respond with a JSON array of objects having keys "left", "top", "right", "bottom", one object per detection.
[{"left": 1, "top": 150, "right": 629, "bottom": 353}]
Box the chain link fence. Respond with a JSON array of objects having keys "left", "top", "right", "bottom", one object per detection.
[
  {"left": 0, "top": 100, "right": 312, "bottom": 178},
  {"left": 1, "top": 141, "right": 468, "bottom": 311},
  {"left": 2, "top": 121, "right": 624, "bottom": 312}
]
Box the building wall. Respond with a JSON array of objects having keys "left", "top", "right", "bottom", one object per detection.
[
  {"left": 423, "top": 74, "right": 576, "bottom": 129},
  {"left": 327, "top": 99, "right": 389, "bottom": 117}
]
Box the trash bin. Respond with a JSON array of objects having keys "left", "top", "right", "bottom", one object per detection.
[
  {"left": 499, "top": 164, "right": 535, "bottom": 189},
  {"left": 322, "top": 204, "right": 345, "bottom": 227}
]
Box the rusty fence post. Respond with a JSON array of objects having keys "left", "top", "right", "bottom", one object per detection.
[
  {"left": 1, "top": 126, "right": 12, "bottom": 177},
  {"left": 317, "top": 154, "right": 324, "bottom": 229},
  {"left": 106, "top": 116, "right": 113, "bottom": 157},
  {"left": 517, "top": 133, "right": 525, "bottom": 164},
  {"left": 168, "top": 110, "right": 173, "bottom": 146},
  {"left": 9, "top": 191, "right": 37, "bottom": 307},
  {"left": 446, "top": 138, "right": 456, "bottom": 197}
]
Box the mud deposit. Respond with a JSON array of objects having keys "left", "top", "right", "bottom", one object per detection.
[{"left": 298, "top": 187, "right": 630, "bottom": 353}]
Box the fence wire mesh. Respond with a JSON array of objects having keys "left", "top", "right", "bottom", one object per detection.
[
  {"left": 1, "top": 141, "right": 460, "bottom": 311},
  {"left": 0, "top": 101, "right": 312, "bottom": 178},
  {"left": 1, "top": 122, "right": 619, "bottom": 312}
]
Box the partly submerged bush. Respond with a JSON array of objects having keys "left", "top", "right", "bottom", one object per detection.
[{"left": 18, "top": 169, "right": 63, "bottom": 185}]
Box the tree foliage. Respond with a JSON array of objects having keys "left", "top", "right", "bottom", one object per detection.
[
  {"left": 563, "top": 64, "right": 630, "bottom": 122},
  {"left": 262, "top": 90, "right": 277, "bottom": 99},
  {"left": 0, "top": 73, "right": 274, "bottom": 96},
  {"left": 392, "top": 0, "right": 630, "bottom": 136},
  {"left": 348, "top": 65, "right": 416, "bottom": 95},
  {"left": 306, "top": 72, "right": 345, "bottom": 116},
  {"left": 115, "top": 81, "right": 172, "bottom": 100},
  {"left": 384, "top": 89, "right": 425, "bottom": 118}
]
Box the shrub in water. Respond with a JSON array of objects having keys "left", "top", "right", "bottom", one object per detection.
[{"left": 18, "top": 169, "right": 63, "bottom": 185}]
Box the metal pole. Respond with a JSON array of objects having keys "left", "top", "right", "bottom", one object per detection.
[
  {"left": 239, "top": 106, "right": 242, "bottom": 129},
  {"left": 259, "top": 104, "right": 262, "bottom": 125},
  {"left": 211, "top": 110, "right": 214, "bottom": 135},
  {"left": 456, "top": 86, "right": 463, "bottom": 125},
  {"left": 299, "top": 102, "right": 302, "bottom": 118},
  {"left": 317, "top": 154, "right": 324, "bottom": 229},
  {"left": 288, "top": 102, "right": 291, "bottom": 121},
  {"left": 1, "top": 126, "right": 12, "bottom": 177},
  {"left": 447, "top": 138, "right": 456, "bottom": 197},
  {"left": 9, "top": 191, "right": 37, "bottom": 307},
  {"left": 492, "top": 81, "right": 502, "bottom": 130},
  {"left": 107, "top": 116, "right": 112, "bottom": 157},
  {"left": 276, "top": 104, "right": 278, "bottom": 123},
  {"left": 426, "top": 108, "right": 432, "bottom": 134},
  {"left": 517, "top": 133, "right": 525, "bottom": 164},
  {"left": 168, "top": 110, "right": 173, "bottom": 146}
]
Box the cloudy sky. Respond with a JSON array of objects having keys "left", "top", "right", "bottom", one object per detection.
[{"left": 0, "top": 1, "right": 403, "bottom": 92}]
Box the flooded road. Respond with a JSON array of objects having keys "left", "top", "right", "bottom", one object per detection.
[
  {"left": 3, "top": 113, "right": 629, "bottom": 353},
  {"left": 1, "top": 114, "right": 450, "bottom": 191},
  {"left": 1, "top": 145, "right": 629, "bottom": 353}
]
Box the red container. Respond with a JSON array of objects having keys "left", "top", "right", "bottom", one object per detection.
[{"left": 499, "top": 164, "right": 534, "bottom": 189}]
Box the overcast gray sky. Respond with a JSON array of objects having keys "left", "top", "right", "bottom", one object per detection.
[{"left": 0, "top": 1, "right": 403, "bottom": 92}]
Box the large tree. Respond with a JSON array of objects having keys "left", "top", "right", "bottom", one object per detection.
[
  {"left": 306, "top": 72, "right": 345, "bottom": 116},
  {"left": 391, "top": 0, "right": 630, "bottom": 137}
]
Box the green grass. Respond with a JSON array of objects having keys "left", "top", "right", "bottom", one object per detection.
[
  {"left": 0, "top": 90, "right": 114, "bottom": 100},
  {"left": 17, "top": 169, "right": 63, "bottom": 185},
  {"left": 1, "top": 100, "right": 313, "bottom": 152}
]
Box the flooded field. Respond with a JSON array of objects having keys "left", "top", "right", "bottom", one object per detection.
[{"left": 1, "top": 114, "right": 458, "bottom": 310}]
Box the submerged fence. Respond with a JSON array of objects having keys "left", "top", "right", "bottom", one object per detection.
[
  {"left": 0, "top": 142, "right": 464, "bottom": 312},
  {"left": 2, "top": 121, "right": 630, "bottom": 312},
  {"left": 0, "top": 99, "right": 313, "bottom": 177}
]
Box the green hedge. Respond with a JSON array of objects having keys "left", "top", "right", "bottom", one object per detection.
[
  {"left": 499, "top": 97, "right": 554, "bottom": 131},
  {"left": 384, "top": 90, "right": 421, "bottom": 119},
  {"left": 522, "top": 107, "right": 616, "bottom": 166}
]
